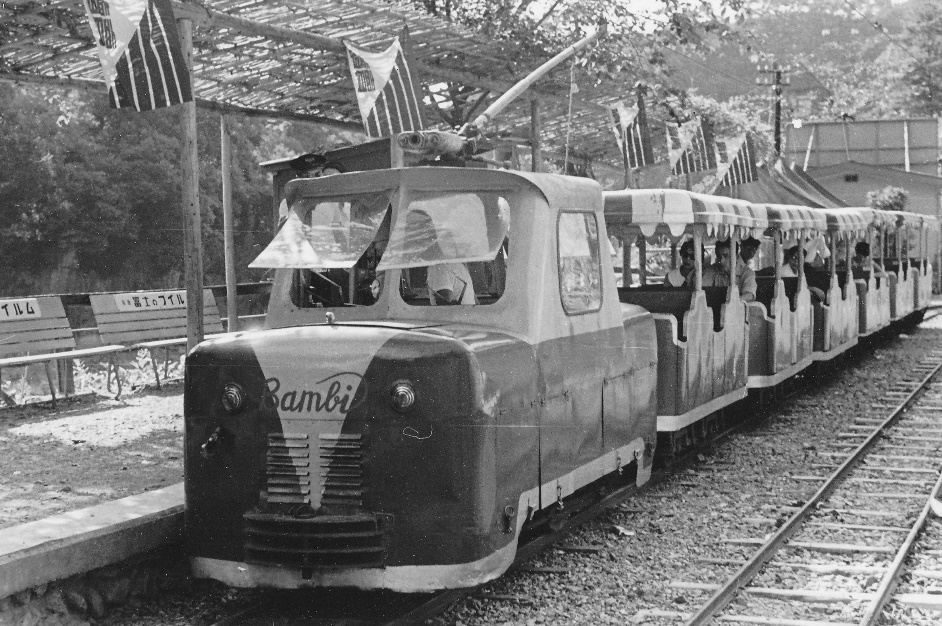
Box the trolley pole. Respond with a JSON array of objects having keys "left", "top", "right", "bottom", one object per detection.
[{"left": 757, "top": 61, "right": 790, "bottom": 157}]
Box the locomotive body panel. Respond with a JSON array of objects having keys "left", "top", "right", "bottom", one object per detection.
[{"left": 187, "top": 166, "right": 659, "bottom": 591}]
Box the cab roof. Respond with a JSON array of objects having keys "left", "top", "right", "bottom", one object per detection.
[{"left": 284, "top": 167, "right": 603, "bottom": 214}]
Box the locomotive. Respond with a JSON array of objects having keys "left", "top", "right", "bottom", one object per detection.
[{"left": 184, "top": 134, "right": 939, "bottom": 592}]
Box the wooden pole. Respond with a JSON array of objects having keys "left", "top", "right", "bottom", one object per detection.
[
  {"left": 180, "top": 18, "right": 204, "bottom": 351},
  {"left": 842, "top": 120, "right": 850, "bottom": 161},
  {"left": 730, "top": 233, "right": 739, "bottom": 298},
  {"left": 904, "top": 120, "right": 911, "bottom": 172},
  {"left": 797, "top": 235, "right": 805, "bottom": 285},
  {"left": 693, "top": 229, "right": 704, "bottom": 290},
  {"left": 638, "top": 236, "right": 647, "bottom": 286},
  {"left": 463, "top": 24, "right": 605, "bottom": 133},
  {"left": 802, "top": 131, "right": 814, "bottom": 172},
  {"left": 220, "top": 114, "right": 238, "bottom": 333},
  {"left": 622, "top": 238, "right": 631, "bottom": 287},
  {"left": 530, "top": 99, "right": 542, "bottom": 173}
]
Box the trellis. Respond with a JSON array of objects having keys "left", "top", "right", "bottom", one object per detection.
[{"left": 0, "top": 0, "right": 626, "bottom": 161}]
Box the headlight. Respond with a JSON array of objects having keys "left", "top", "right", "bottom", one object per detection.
[
  {"left": 221, "top": 382, "right": 245, "bottom": 414},
  {"left": 390, "top": 380, "right": 416, "bottom": 413}
]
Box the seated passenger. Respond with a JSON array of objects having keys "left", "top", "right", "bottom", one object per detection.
[
  {"left": 780, "top": 246, "right": 801, "bottom": 277},
  {"left": 688, "top": 239, "right": 756, "bottom": 302},
  {"left": 851, "top": 241, "right": 883, "bottom": 277},
  {"left": 665, "top": 240, "right": 696, "bottom": 288},
  {"left": 737, "top": 238, "right": 760, "bottom": 303},
  {"left": 782, "top": 246, "right": 826, "bottom": 303},
  {"left": 804, "top": 233, "right": 830, "bottom": 269}
]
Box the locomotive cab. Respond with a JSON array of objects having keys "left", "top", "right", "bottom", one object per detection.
[{"left": 185, "top": 166, "right": 658, "bottom": 591}]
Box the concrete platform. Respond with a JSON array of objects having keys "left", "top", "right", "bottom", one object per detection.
[{"left": 0, "top": 483, "right": 184, "bottom": 599}]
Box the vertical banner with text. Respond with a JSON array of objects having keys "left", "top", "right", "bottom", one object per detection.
[{"left": 82, "top": 0, "right": 192, "bottom": 111}]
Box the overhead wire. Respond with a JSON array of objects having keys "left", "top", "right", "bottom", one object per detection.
[
  {"left": 661, "top": 45, "right": 761, "bottom": 90},
  {"left": 840, "top": 0, "right": 924, "bottom": 66}
]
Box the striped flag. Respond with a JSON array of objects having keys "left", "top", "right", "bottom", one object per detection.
[
  {"left": 716, "top": 133, "right": 759, "bottom": 186},
  {"left": 82, "top": 0, "right": 192, "bottom": 111},
  {"left": 607, "top": 96, "right": 653, "bottom": 169},
  {"left": 345, "top": 32, "right": 425, "bottom": 139},
  {"left": 667, "top": 117, "right": 716, "bottom": 175}
]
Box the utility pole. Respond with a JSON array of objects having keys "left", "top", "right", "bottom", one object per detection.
[{"left": 757, "top": 61, "right": 790, "bottom": 157}]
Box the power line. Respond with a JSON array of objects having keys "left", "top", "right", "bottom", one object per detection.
[
  {"left": 663, "top": 45, "right": 761, "bottom": 90},
  {"left": 840, "top": 0, "right": 923, "bottom": 65},
  {"left": 624, "top": 9, "right": 759, "bottom": 91},
  {"left": 732, "top": 24, "right": 835, "bottom": 101}
]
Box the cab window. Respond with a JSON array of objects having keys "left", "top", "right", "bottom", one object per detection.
[
  {"left": 379, "top": 190, "right": 511, "bottom": 306},
  {"left": 247, "top": 190, "right": 393, "bottom": 308},
  {"left": 558, "top": 212, "right": 602, "bottom": 314}
]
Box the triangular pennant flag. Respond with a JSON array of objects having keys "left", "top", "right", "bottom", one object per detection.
[
  {"left": 82, "top": 0, "right": 192, "bottom": 111},
  {"left": 668, "top": 117, "right": 716, "bottom": 175},
  {"left": 345, "top": 33, "right": 425, "bottom": 138},
  {"left": 717, "top": 133, "right": 759, "bottom": 187},
  {"left": 608, "top": 103, "right": 649, "bottom": 170}
]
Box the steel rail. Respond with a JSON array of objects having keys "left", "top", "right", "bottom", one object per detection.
[
  {"left": 858, "top": 465, "right": 942, "bottom": 624},
  {"left": 682, "top": 354, "right": 942, "bottom": 626}
]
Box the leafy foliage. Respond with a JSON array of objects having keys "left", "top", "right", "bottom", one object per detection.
[
  {"left": 0, "top": 83, "right": 343, "bottom": 295},
  {"left": 868, "top": 186, "right": 908, "bottom": 212},
  {"left": 741, "top": 0, "right": 941, "bottom": 120},
  {"left": 903, "top": 2, "right": 942, "bottom": 116}
]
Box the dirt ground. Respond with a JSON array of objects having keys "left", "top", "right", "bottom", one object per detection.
[{"left": 0, "top": 385, "right": 184, "bottom": 530}]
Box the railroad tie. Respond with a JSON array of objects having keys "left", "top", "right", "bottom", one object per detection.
[{"left": 722, "top": 538, "right": 896, "bottom": 554}]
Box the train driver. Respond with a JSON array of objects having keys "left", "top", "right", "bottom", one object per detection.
[{"left": 405, "top": 209, "right": 477, "bottom": 305}]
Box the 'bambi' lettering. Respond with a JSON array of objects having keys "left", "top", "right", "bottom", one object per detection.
[{"left": 261, "top": 373, "right": 365, "bottom": 415}]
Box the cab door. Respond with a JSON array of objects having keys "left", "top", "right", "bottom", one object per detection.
[{"left": 538, "top": 211, "right": 605, "bottom": 507}]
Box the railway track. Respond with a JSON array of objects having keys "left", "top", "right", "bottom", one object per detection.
[{"left": 639, "top": 349, "right": 942, "bottom": 625}]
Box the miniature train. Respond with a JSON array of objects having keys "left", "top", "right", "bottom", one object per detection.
[{"left": 183, "top": 155, "right": 939, "bottom": 592}]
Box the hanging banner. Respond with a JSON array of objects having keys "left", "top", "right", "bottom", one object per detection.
[
  {"left": 345, "top": 34, "right": 424, "bottom": 138},
  {"left": 82, "top": 0, "right": 192, "bottom": 111}
]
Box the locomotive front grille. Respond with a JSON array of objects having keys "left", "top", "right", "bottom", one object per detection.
[
  {"left": 319, "top": 433, "right": 365, "bottom": 508},
  {"left": 264, "top": 433, "right": 311, "bottom": 505},
  {"left": 243, "top": 511, "right": 386, "bottom": 569}
]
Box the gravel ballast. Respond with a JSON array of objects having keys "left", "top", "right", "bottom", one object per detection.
[{"left": 5, "top": 320, "right": 942, "bottom": 625}]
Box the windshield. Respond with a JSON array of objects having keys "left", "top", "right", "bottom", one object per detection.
[
  {"left": 377, "top": 190, "right": 511, "bottom": 271},
  {"left": 250, "top": 191, "right": 392, "bottom": 269}
]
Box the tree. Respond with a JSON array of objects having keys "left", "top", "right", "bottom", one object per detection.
[
  {"left": 868, "top": 186, "right": 908, "bottom": 212},
  {"left": 737, "top": 0, "right": 917, "bottom": 119},
  {"left": 0, "top": 81, "right": 345, "bottom": 294},
  {"left": 407, "top": 0, "right": 751, "bottom": 139},
  {"left": 903, "top": 2, "right": 942, "bottom": 116}
]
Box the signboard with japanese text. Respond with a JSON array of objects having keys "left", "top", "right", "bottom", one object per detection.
[
  {"left": 113, "top": 290, "right": 186, "bottom": 312},
  {"left": 0, "top": 298, "right": 41, "bottom": 320}
]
